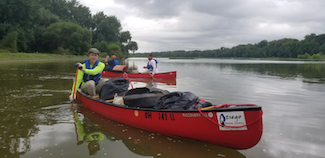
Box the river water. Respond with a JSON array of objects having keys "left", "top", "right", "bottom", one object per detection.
[{"left": 0, "top": 58, "right": 324, "bottom": 158}]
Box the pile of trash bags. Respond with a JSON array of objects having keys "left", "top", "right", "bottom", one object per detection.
[{"left": 99, "top": 77, "right": 212, "bottom": 110}]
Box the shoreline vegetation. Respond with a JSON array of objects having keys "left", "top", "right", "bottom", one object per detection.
[
  {"left": 1, "top": 53, "right": 324, "bottom": 62},
  {"left": 0, "top": 53, "right": 86, "bottom": 62}
]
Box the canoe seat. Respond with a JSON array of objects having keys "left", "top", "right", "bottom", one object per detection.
[{"left": 106, "top": 99, "right": 114, "bottom": 102}]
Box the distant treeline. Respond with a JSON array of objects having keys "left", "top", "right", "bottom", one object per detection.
[
  {"left": 132, "top": 33, "right": 325, "bottom": 59},
  {"left": 0, "top": 0, "right": 138, "bottom": 57}
]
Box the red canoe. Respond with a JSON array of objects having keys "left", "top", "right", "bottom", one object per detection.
[
  {"left": 76, "top": 90, "right": 263, "bottom": 149},
  {"left": 102, "top": 70, "right": 177, "bottom": 79},
  {"left": 77, "top": 106, "right": 246, "bottom": 157}
]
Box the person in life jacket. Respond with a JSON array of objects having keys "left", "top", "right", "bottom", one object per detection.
[
  {"left": 144, "top": 53, "right": 158, "bottom": 75},
  {"left": 69, "top": 48, "right": 109, "bottom": 101},
  {"left": 105, "top": 55, "right": 119, "bottom": 70},
  {"left": 74, "top": 113, "right": 104, "bottom": 156}
]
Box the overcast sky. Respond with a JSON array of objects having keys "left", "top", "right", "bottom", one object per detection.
[{"left": 79, "top": 0, "right": 325, "bottom": 52}]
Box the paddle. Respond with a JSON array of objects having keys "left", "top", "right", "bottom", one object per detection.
[
  {"left": 144, "top": 67, "right": 155, "bottom": 79},
  {"left": 71, "top": 64, "right": 80, "bottom": 107},
  {"left": 145, "top": 79, "right": 154, "bottom": 88}
]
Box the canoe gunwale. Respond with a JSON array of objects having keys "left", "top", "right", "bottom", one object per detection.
[{"left": 102, "top": 70, "right": 177, "bottom": 79}]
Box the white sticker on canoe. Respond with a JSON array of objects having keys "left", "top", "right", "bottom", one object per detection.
[{"left": 216, "top": 111, "right": 247, "bottom": 130}]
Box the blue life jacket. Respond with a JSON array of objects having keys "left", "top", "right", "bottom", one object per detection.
[
  {"left": 83, "top": 59, "right": 101, "bottom": 85},
  {"left": 147, "top": 59, "right": 158, "bottom": 72},
  {"left": 108, "top": 59, "right": 119, "bottom": 70}
]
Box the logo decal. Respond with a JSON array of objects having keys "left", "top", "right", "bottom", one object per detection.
[{"left": 217, "top": 111, "right": 247, "bottom": 130}]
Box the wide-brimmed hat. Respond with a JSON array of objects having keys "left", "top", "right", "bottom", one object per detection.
[{"left": 87, "top": 48, "right": 100, "bottom": 55}]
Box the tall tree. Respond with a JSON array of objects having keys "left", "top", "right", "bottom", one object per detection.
[
  {"left": 92, "top": 12, "right": 122, "bottom": 43},
  {"left": 42, "top": 22, "right": 92, "bottom": 55},
  {"left": 0, "top": 0, "right": 41, "bottom": 52},
  {"left": 128, "top": 41, "right": 138, "bottom": 53},
  {"left": 0, "top": 31, "right": 18, "bottom": 53},
  {"left": 40, "top": 0, "right": 93, "bottom": 29}
]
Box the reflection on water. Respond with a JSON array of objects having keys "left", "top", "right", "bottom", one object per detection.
[
  {"left": 229, "top": 63, "right": 325, "bottom": 84},
  {"left": 73, "top": 111, "right": 104, "bottom": 156},
  {"left": 0, "top": 58, "right": 324, "bottom": 158}
]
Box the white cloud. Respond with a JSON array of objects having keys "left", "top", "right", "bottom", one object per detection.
[{"left": 79, "top": 0, "right": 325, "bottom": 52}]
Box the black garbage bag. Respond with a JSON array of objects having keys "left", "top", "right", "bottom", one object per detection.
[
  {"left": 99, "top": 77, "right": 129, "bottom": 100},
  {"left": 123, "top": 87, "right": 169, "bottom": 108},
  {"left": 154, "top": 92, "right": 198, "bottom": 110},
  {"left": 154, "top": 91, "right": 213, "bottom": 110}
]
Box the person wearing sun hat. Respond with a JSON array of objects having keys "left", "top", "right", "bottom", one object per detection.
[
  {"left": 69, "top": 48, "right": 108, "bottom": 101},
  {"left": 105, "top": 54, "right": 119, "bottom": 70}
]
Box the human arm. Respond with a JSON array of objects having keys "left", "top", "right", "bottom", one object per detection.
[
  {"left": 84, "top": 62, "right": 105, "bottom": 75},
  {"left": 105, "top": 55, "right": 109, "bottom": 63}
]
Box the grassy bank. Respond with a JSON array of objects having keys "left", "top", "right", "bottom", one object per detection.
[{"left": 0, "top": 53, "right": 86, "bottom": 60}]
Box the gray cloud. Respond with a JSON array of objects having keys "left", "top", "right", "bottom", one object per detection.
[
  {"left": 114, "top": 0, "right": 187, "bottom": 19},
  {"left": 80, "top": 0, "right": 325, "bottom": 52}
]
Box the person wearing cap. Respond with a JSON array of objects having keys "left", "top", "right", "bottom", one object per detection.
[
  {"left": 69, "top": 48, "right": 108, "bottom": 101},
  {"left": 105, "top": 55, "right": 119, "bottom": 70}
]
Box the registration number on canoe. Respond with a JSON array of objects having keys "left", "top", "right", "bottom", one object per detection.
[{"left": 217, "top": 111, "right": 247, "bottom": 130}]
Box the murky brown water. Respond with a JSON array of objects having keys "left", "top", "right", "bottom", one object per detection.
[{"left": 0, "top": 58, "right": 324, "bottom": 158}]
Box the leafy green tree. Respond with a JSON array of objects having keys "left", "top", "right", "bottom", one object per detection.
[
  {"left": 120, "top": 31, "right": 132, "bottom": 43},
  {"left": 128, "top": 41, "right": 138, "bottom": 53},
  {"left": 0, "top": 0, "right": 41, "bottom": 52},
  {"left": 93, "top": 40, "right": 110, "bottom": 55},
  {"left": 40, "top": 0, "right": 93, "bottom": 29},
  {"left": 312, "top": 53, "right": 321, "bottom": 59},
  {"left": 0, "top": 31, "right": 18, "bottom": 53},
  {"left": 257, "top": 40, "right": 268, "bottom": 48},
  {"left": 92, "top": 12, "right": 122, "bottom": 44},
  {"left": 119, "top": 31, "right": 132, "bottom": 54},
  {"left": 107, "top": 42, "right": 124, "bottom": 58},
  {"left": 304, "top": 33, "right": 316, "bottom": 42},
  {"left": 42, "top": 22, "right": 92, "bottom": 55}
]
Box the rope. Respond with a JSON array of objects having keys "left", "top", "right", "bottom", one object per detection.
[
  {"left": 198, "top": 104, "right": 263, "bottom": 128},
  {"left": 123, "top": 72, "right": 134, "bottom": 89}
]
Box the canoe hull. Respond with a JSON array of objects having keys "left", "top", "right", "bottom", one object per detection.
[
  {"left": 78, "top": 106, "right": 247, "bottom": 158},
  {"left": 102, "top": 70, "right": 176, "bottom": 79},
  {"left": 77, "top": 90, "right": 263, "bottom": 149}
]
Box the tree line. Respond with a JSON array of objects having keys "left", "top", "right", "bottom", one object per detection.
[
  {"left": 0, "top": 0, "right": 138, "bottom": 57},
  {"left": 132, "top": 33, "right": 325, "bottom": 59}
]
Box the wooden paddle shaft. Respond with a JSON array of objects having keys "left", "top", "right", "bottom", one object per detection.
[
  {"left": 71, "top": 66, "right": 79, "bottom": 107},
  {"left": 144, "top": 68, "right": 155, "bottom": 79}
]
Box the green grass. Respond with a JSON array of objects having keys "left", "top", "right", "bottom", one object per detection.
[{"left": 0, "top": 52, "right": 86, "bottom": 60}]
